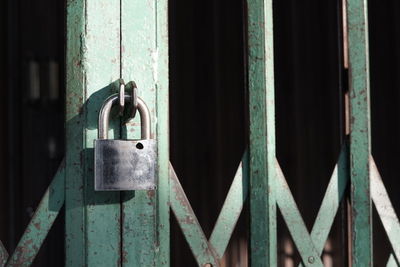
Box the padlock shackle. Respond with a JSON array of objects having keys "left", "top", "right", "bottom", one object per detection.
[{"left": 98, "top": 94, "right": 151, "bottom": 140}]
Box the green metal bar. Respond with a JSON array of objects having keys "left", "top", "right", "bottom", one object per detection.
[
  {"left": 169, "top": 164, "right": 218, "bottom": 266},
  {"left": 275, "top": 163, "right": 323, "bottom": 266},
  {"left": 120, "top": 0, "right": 159, "bottom": 265},
  {"left": 298, "top": 144, "right": 349, "bottom": 267},
  {"left": 346, "top": 0, "right": 372, "bottom": 265},
  {"left": 66, "top": 0, "right": 121, "bottom": 265},
  {"left": 209, "top": 151, "right": 249, "bottom": 259},
  {"left": 6, "top": 162, "right": 65, "bottom": 267},
  {"left": 247, "top": 0, "right": 277, "bottom": 265},
  {"left": 308, "top": 144, "right": 349, "bottom": 255},
  {"left": 386, "top": 254, "right": 398, "bottom": 267},
  {"left": 0, "top": 243, "right": 8, "bottom": 266},
  {"left": 371, "top": 158, "right": 400, "bottom": 263}
]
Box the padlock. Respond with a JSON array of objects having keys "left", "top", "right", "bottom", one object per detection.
[{"left": 94, "top": 94, "right": 157, "bottom": 191}]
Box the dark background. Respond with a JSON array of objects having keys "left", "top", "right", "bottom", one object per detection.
[
  {"left": 1, "top": 0, "right": 65, "bottom": 266},
  {"left": 1, "top": 0, "right": 399, "bottom": 265}
]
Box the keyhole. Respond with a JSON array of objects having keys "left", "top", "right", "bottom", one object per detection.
[{"left": 136, "top": 143, "right": 144, "bottom": 149}]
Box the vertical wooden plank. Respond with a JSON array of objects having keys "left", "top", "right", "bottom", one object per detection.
[
  {"left": 155, "top": 0, "right": 170, "bottom": 265},
  {"left": 121, "top": 0, "right": 169, "bottom": 265},
  {"left": 346, "top": 0, "right": 373, "bottom": 265},
  {"left": 66, "top": 0, "right": 121, "bottom": 266},
  {"left": 65, "top": 1, "right": 85, "bottom": 264},
  {"left": 247, "top": 0, "right": 277, "bottom": 265}
]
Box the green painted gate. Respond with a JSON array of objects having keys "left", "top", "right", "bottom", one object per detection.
[{"left": 0, "top": 0, "right": 399, "bottom": 266}]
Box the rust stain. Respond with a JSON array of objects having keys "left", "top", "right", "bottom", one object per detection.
[
  {"left": 122, "top": 249, "right": 128, "bottom": 263},
  {"left": 146, "top": 190, "right": 155, "bottom": 199},
  {"left": 184, "top": 215, "right": 195, "bottom": 225},
  {"left": 33, "top": 223, "right": 41, "bottom": 230},
  {"left": 8, "top": 239, "right": 35, "bottom": 267}
]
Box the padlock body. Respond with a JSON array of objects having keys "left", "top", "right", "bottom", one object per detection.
[{"left": 94, "top": 139, "right": 157, "bottom": 191}]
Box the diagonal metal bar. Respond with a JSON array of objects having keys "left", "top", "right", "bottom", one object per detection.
[
  {"left": 386, "top": 254, "right": 399, "bottom": 267},
  {"left": 5, "top": 160, "right": 65, "bottom": 267},
  {"left": 209, "top": 151, "right": 249, "bottom": 259},
  {"left": 0, "top": 242, "right": 8, "bottom": 267},
  {"left": 309, "top": 144, "right": 349, "bottom": 254},
  {"left": 169, "top": 163, "right": 219, "bottom": 266},
  {"left": 371, "top": 157, "right": 400, "bottom": 264},
  {"left": 298, "top": 144, "right": 349, "bottom": 266},
  {"left": 275, "top": 162, "right": 323, "bottom": 266}
]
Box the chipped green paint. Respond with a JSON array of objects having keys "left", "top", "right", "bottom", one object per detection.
[
  {"left": 5, "top": 0, "right": 394, "bottom": 266},
  {"left": 209, "top": 152, "right": 249, "bottom": 259},
  {"left": 307, "top": 144, "right": 349, "bottom": 256},
  {"left": 298, "top": 144, "right": 349, "bottom": 267},
  {"left": 169, "top": 165, "right": 219, "bottom": 266},
  {"left": 0, "top": 241, "right": 7, "bottom": 266},
  {"left": 275, "top": 163, "right": 323, "bottom": 266},
  {"left": 346, "top": 0, "right": 372, "bottom": 265},
  {"left": 6, "top": 162, "right": 65, "bottom": 267},
  {"left": 66, "top": 0, "right": 169, "bottom": 264},
  {"left": 67, "top": 0, "right": 169, "bottom": 265},
  {"left": 120, "top": 0, "right": 169, "bottom": 265},
  {"left": 66, "top": 0, "right": 121, "bottom": 265},
  {"left": 371, "top": 158, "right": 400, "bottom": 263},
  {"left": 170, "top": 152, "right": 249, "bottom": 265},
  {"left": 65, "top": 0, "right": 86, "bottom": 265},
  {"left": 120, "top": 0, "right": 157, "bottom": 265},
  {"left": 154, "top": 0, "right": 171, "bottom": 264},
  {"left": 247, "top": 0, "right": 277, "bottom": 265}
]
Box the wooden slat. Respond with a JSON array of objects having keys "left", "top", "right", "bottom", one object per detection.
[
  {"left": 66, "top": 0, "right": 121, "bottom": 265},
  {"left": 155, "top": 0, "right": 170, "bottom": 265},
  {"left": 120, "top": 0, "right": 157, "bottom": 265}
]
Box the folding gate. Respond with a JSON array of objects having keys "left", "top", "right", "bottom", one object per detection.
[{"left": 0, "top": 0, "right": 399, "bottom": 266}]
